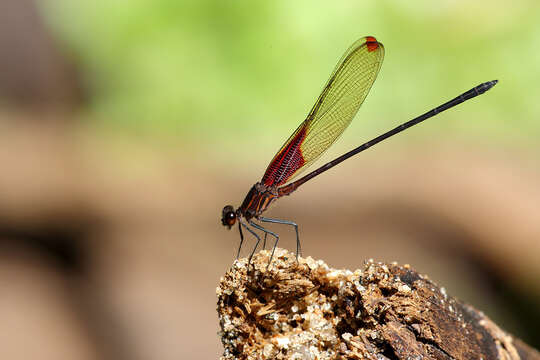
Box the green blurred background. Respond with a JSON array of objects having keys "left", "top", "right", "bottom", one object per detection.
[
  {"left": 39, "top": 0, "right": 540, "bottom": 150},
  {"left": 0, "top": 1, "right": 539, "bottom": 359}
]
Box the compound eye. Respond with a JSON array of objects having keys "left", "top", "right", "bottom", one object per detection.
[
  {"left": 221, "top": 205, "right": 237, "bottom": 229},
  {"left": 226, "top": 212, "right": 236, "bottom": 226}
]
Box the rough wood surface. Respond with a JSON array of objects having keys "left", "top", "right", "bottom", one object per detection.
[{"left": 216, "top": 248, "right": 539, "bottom": 360}]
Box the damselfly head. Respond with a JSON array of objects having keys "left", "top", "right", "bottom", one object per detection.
[{"left": 221, "top": 205, "right": 237, "bottom": 229}]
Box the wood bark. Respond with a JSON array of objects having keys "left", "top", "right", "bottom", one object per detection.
[{"left": 217, "top": 248, "right": 540, "bottom": 360}]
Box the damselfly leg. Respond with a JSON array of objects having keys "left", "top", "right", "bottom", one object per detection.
[
  {"left": 240, "top": 221, "right": 262, "bottom": 265},
  {"left": 259, "top": 217, "right": 301, "bottom": 259},
  {"left": 249, "top": 221, "right": 279, "bottom": 270},
  {"left": 236, "top": 222, "right": 244, "bottom": 260}
]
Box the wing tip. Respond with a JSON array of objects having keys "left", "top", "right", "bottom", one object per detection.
[{"left": 365, "top": 36, "right": 380, "bottom": 52}]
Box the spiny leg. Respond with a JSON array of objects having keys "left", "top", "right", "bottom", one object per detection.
[
  {"left": 236, "top": 221, "right": 245, "bottom": 260},
  {"left": 240, "top": 222, "right": 262, "bottom": 265},
  {"left": 263, "top": 233, "right": 267, "bottom": 250},
  {"left": 249, "top": 221, "right": 279, "bottom": 270},
  {"left": 259, "top": 217, "right": 301, "bottom": 260}
]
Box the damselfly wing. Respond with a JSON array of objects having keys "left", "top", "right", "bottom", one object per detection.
[{"left": 262, "top": 36, "right": 384, "bottom": 188}]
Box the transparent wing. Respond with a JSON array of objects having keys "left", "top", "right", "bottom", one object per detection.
[{"left": 262, "top": 36, "right": 384, "bottom": 187}]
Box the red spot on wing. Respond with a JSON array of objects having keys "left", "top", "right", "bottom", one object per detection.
[
  {"left": 262, "top": 126, "right": 307, "bottom": 187},
  {"left": 365, "top": 36, "right": 379, "bottom": 52}
]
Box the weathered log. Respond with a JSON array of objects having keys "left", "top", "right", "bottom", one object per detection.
[{"left": 217, "top": 248, "right": 539, "bottom": 360}]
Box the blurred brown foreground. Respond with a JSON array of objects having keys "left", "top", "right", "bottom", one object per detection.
[
  {"left": 0, "top": 2, "right": 539, "bottom": 359},
  {"left": 1, "top": 118, "right": 540, "bottom": 359}
]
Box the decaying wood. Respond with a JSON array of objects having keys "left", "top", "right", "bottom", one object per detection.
[{"left": 216, "top": 248, "right": 540, "bottom": 360}]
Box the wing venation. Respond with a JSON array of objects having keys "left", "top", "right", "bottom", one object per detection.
[{"left": 262, "top": 36, "right": 385, "bottom": 187}]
